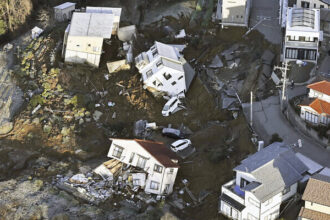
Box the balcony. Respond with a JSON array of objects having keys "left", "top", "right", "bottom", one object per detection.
[
  {"left": 221, "top": 179, "right": 245, "bottom": 205},
  {"left": 285, "top": 40, "right": 318, "bottom": 49}
]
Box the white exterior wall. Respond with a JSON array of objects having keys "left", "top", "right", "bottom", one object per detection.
[
  {"left": 64, "top": 35, "right": 103, "bottom": 67},
  {"left": 305, "top": 201, "right": 330, "bottom": 214},
  {"left": 54, "top": 5, "right": 76, "bottom": 22},
  {"left": 235, "top": 171, "right": 257, "bottom": 187},
  {"left": 222, "top": 0, "right": 250, "bottom": 26},
  {"left": 242, "top": 192, "right": 261, "bottom": 220},
  {"left": 137, "top": 49, "right": 186, "bottom": 97},
  {"left": 300, "top": 106, "right": 329, "bottom": 125},
  {"left": 296, "top": 0, "right": 330, "bottom": 9},
  {"left": 309, "top": 89, "right": 330, "bottom": 102},
  {"left": 107, "top": 140, "right": 178, "bottom": 195}
]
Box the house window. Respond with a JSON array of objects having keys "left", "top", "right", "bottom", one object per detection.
[
  {"left": 305, "top": 111, "right": 318, "bottom": 124},
  {"left": 169, "top": 168, "right": 174, "bottom": 174},
  {"left": 137, "top": 155, "right": 147, "bottom": 169},
  {"left": 76, "top": 44, "right": 80, "bottom": 47},
  {"left": 282, "top": 186, "right": 290, "bottom": 195},
  {"left": 164, "top": 184, "right": 170, "bottom": 194},
  {"left": 171, "top": 81, "right": 177, "bottom": 86},
  {"left": 133, "top": 179, "right": 140, "bottom": 186},
  {"left": 240, "top": 178, "right": 250, "bottom": 188},
  {"left": 152, "top": 49, "right": 158, "bottom": 57},
  {"left": 156, "top": 60, "right": 163, "bottom": 67},
  {"left": 314, "top": 3, "right": 316, "bottom": 8},
  {"left": 129, "top": 152, "right": 135, "bottom": 163},
  {"left": 163, "top": 72, "right": 172, "bottom": 80},
  {"left": 154, "top": 164, "right": 163, "bottom": 173},
  {"left": 299, "top": 36, "right": 305, "bottom": 42},
  {"left": 112, "top": 145, "right": 124, "bottom": 159},
  {"left": 88, "top": 44, "right": 91, "bottom": 47},
  {"left": 146, "top": 70, "right": 153, "bottom": 78},
  {"left": 150, "top": 181, "right": 160, "bottom": 190},
  {"left": 178, "top": 75, "right": 183, "bottom": 80},
  {"left": 301, "top": 1, "right": 310, "bottom": 8},
  {"left": 320, "top": 5, "right": 324, "bottom": 8}
]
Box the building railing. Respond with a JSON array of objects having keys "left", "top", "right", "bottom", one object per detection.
[
  {"left": 221, "top": 180, "right": 245, "bottom": 205},
  {"left": 284, "top": 40, "right": 318, "bottom": 49}
]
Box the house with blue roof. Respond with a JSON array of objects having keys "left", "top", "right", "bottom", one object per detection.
[{"left": 219, "top": 142, "right": 308, "bottom": 220}]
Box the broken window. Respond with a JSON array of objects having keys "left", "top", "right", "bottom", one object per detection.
[
  {"left": 163, "top": 73, "right": 172, "bottom": 80},
  {"left": 171, "top": 81, "right": 177, "bottom": 86},
  {"left": 133, "top": 179, "right": 140, "bottom": 186},
  {"left": 150, "top": 181, "right": 160, "bottom": 190},
  {"left": 137, "top": 155, "right": 147, "bottom": 169},
  {"left": 152, "top": 49, "right": 158, "bottom": 57},
  {"left": 129, "top": 152, "right": 135, "bottom": 163},
  {"left": 156, "top": 60, "right": 163, "bottom": 67},
  {"left": 154, "top": 164, "right": 163, "bottom": 173},
  {"left": 164, "top": 184, "right": 170, "bottom": 193},
  {"left": 146, "top": 70, "right": 153, "bottom": 78},
  {"left": 112, "top": 145, "right": 124, "bottom": 159}
]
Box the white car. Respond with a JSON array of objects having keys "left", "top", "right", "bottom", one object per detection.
[
  {"left": 170, "top": 139, "right": 191, "bottom": 152},
  {"left": 162, "top": 96, "right": 184, "bottom": 117}
]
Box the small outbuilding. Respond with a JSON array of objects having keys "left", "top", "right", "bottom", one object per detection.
[{"left": 54, "top": 2, "right": 76, "bottom": 22}]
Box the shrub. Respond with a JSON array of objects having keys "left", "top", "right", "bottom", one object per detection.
[{"left": 270, "top": 133, "right": 283, "bottom": 143}]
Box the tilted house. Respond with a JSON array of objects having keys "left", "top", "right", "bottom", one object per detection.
[
  {"left": 219, "top": 142, "right": 308, "bottom": 220},
  {"left": 135, "top": 41, "right": 195, "bottom": 98},
  {"left": 296, "top": 0, "right": 330, "bottom": 9},
  {"left": 54, "top": 2, "right": 76, "bottom": 22},
  {"left": 300, "top": 80, "right": 330, "bottom": 125},
  {"left": 63, "top": 7, "right": 121, "bottom": 67},
  {"left": 298, "top": 174, "right": 330, "bottom": 220},
  {"left": 283, "top": 7, "right": 323, "bottom": 63},
  {"left": 216, "top": 0, "right": 251, "bottom": 27},
  {"left": 107, "top": 139, "right": 180, "bottom": 195}
]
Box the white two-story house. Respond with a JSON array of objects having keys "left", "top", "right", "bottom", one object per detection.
[
  {"left": 298, "top": 174, "right": 330, "bottom": 220},
  {"left": 216, "top": 0, "right": 251, "bottom": 27},
  {"left": 135, "top": 41, "right": 195, "bottom": 98},
  {"left": 219, "top": 142, "right": 308, "bottom": 220},
  {"left": 300, "top": 80, "right": 330, "bottom": 125},
  {"left": 107, "top": 138, "right": 180, "bottom": 195},
  {"left": 283, "top": 7, "right": 323, "bottom": 63},
  {"left": 296, "top": 0, "right": 330, "bottom": 9}
]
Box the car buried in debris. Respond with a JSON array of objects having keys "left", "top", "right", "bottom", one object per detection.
[{"left": 162, "top": 96, "right": 184, "bottom": 117}]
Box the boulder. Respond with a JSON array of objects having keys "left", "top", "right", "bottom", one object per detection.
[{"left": 0, "top": 121, "right": 13, "bottom": 135}]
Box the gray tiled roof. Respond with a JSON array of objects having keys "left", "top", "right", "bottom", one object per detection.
[
  {"left": 321, "top": 0, "right": 330, "bottom": 5},
  {"left": 234, "top": 142, "right": 308, "bottom": 202}
]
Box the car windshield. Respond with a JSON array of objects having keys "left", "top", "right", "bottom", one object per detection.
[
  {"left": 175, "top": 142, "right": 186, "bottom": 148},
  {"left": 163, "top": 104, "right": 170, "bottom": 111}
]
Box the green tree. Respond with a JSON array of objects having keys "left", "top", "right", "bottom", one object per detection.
[{"left": 0, "top": 19, "right": 6, "bottom": 35}]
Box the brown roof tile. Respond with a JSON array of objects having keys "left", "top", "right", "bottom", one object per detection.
[
  {"left": 307, "top": 80, "right": 330, "bottom": 96},
  {"left": 302, "top": 174, "right": 330, "bottom": 207},
  {"left": 309, "top": 98, "right": 330, "bottom": 115},
  {"left": 298, "top": 207, "right": 330, "bottom": 220},
  {"left": 135, "top": 139, "right": 180, "bottom": 168}
]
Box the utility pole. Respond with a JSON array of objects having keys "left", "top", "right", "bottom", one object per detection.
[
  {"left": 274, "top": 61, "right": 289, "bottom": 110},
  {"left": 250, "top": 91, "right": 253, "bottom": 127}
]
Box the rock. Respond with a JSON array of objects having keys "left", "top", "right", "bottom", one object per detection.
[
  {"left": 208, "top": 55, "right": 223, "bottom": 68},
  {"left": 93, "top": 111, "right": 103, "bottom": 121},
  {"left": 79, "top": 118, "right": 84, "bottom": 125},
  {"left": 0, "top": 121, "right": 13, "bottom": 135},
  {"left": 43, "top": 124, "right": 52, "bottom": 133},
  {"left": 61, "top": 127, "right": 71, "bottom": 136},
  {"left": 51, "top": 213, "right": 70, "bottom": 220}
]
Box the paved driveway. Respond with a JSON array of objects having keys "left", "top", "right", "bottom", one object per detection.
[{"left": 249, "top": 0, "right": 282, "bottom": 44}]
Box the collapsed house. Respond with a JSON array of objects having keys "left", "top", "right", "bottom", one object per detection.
[
  {"left": 135, "top": 41, "right": 195, "bottom": 98},
  {"left": 107, "top": 138, "right": 180, "bottom": 195},
  {"left": 219, "top": 142, "right": 308, "bottom": 220},
  {"left": 54, "top": 2, "right": 76, "bottom": 22},
  {"left": 283, "top": 7, "right": 323, "bottom": 63},
  {"left": 62, "top": 7, "right": 122, "bottom": 67}
]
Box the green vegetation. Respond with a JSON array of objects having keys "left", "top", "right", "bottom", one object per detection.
[
  {"left": 270, "top": 133, "right": 283, "bottom": 143},
  {"left": 0, "top": 19, "right": 6, "bottom": 35}
]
